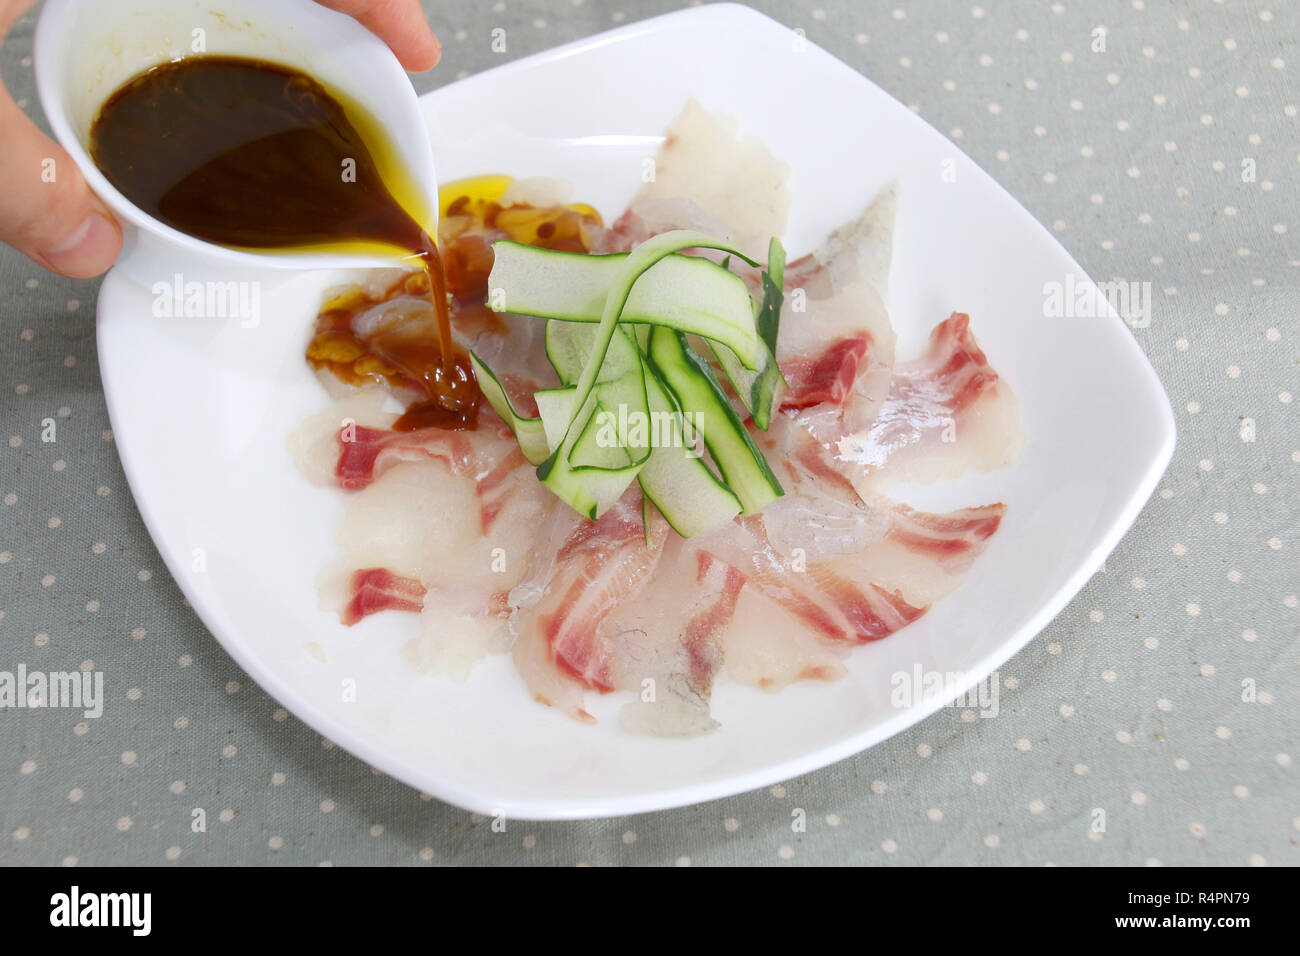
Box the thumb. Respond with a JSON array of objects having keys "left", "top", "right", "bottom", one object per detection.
[{"left": 0, "top": 91, "right": 123, "bottom": 278}]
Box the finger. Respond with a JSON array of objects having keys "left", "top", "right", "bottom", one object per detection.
[
  {"left": 0, "top": 93, "right": 123, "bottom": 278},
  {"left": 0, "top": 0, "right": 40, "bottom": 42},
  {"left": 315, "top": 0, "right": 441, "bottom": 72}
]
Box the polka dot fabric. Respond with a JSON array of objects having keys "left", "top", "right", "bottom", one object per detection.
[{"left": 1, "top": 1, "right": 1295, "bottom": 865}]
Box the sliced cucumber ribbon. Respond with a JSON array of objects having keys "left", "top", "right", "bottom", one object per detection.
[
  {"left": 473, "top": 230, "right": 786, "bottom": 534},
  {"left": 490, "top": 239, "right": 766, "bottom": 370}
]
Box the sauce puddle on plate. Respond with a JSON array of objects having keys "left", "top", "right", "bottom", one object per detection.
[{"left": 89, "top": 54, "right": 478, "bottom": 429}]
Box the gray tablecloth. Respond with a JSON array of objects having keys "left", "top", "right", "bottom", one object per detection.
[{"left": 1, "top": 0, "right": 1296, "bottom": 866}]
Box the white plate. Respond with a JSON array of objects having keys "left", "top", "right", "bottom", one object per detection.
[{"left": 96, "top": 4, "right": 1175, "bottom": 819}]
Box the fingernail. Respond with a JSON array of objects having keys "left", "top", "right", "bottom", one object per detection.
[{"left": 38, "top": 210, "right": 121, "bottom": 278}]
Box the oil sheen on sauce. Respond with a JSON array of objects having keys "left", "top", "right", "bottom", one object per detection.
[{"left": 88, "top": 55, "right": 478, "bottom": 429}]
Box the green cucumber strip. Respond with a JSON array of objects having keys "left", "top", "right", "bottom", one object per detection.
[
  {"left": 646, "top": 325, "right": 783, "bottom": 515},
  {"left": 546, "top": 324, "right": 651, "bottom": 469},
  {"left": 490, "top": 239, "right": 767, "bottom": 371},
  {"left": 539, "top": 389, "right": 644, "bottom": 519},
  {"left": 468, "top": 351, "right": 550, "bottom": 465},
  {"left": 641, "top": 494, "right": 653, "bottom": 547},
  {"left": 546, "top": 319, "right": 641, "bottom": 385},
  {"left": 562, "top": 231, "right": 757, "bottom": 453},
  {"left": 569, "top": 386, "right": 650, "bottom": 470},
  {"left": 756, "top": 236, "right": 786, "bottom": 355},
  {"left": 636, "top": 364, "right": 742, "bottom": 538},
  {"left": 534, "top": 385, "right": 578, "bottom": 454},
  {"left": 709, "top": 237, "right": 787, "bottom": 430},
  {"left": 478, "top": 232, "right": 788, "bottom": 530},
  {"left": 709, "top": 337, "right": 784, "bottom": 432},
  {"left": 571, "top": 399, "right": 635, "bottom": 471}
]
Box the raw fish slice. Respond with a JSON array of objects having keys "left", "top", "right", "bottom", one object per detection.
[
  {"left": 508, "top": 492, "right": 668, "bottom": 720},
  {"left": 698, "top": 515, "right": 926, "bottom": 645},
  {"left": 837, "top": 312, "right": 1024, "bottom": 495},
  {"left": 402, "top": 602, "right": 513, "bottom": 683},
  {"left": 721, "top": 588, "right": 849, "bottom": 691},
  {"left": 757, "top": 411, "right": 1007, "bottom": 604},
  {"left": 459, "top": 307, "right": 559, "bottom": 399},
  {"left": 338, "top": 568, "right": 426, "bottom": 625},
  {"left": 621, "top": 98, "right": 790, "bottom": 260},
  {"left": 288, "top": 389, "right": 398, "bottom": 487},
  {"left": 811, "top": 500, "right": 1006, "bottom": 616},
  {"left": 593, "top": 197, "right": 739, "bottom": 254},
  {"left": 320, "top": 415, "right": 525, "bottom": 511},
  {"left": 605, "top": 543, "right": 747, "bottom": 736},
  {"left": 318, "top": 455, "right": 547, "bottom": 619},
  {"left": 778, "top": 185, "right": 898, "bottom": 448},
  {"left": 753, "top": 412, "right": 892, "bottom": 562}
]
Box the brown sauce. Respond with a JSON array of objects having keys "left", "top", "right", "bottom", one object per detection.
[
  {"left": 304, "top": 175, "right": 604, "bottom": 429},
  {"left": 89, "top": 55, "right": 477, "bottom": 428}
]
